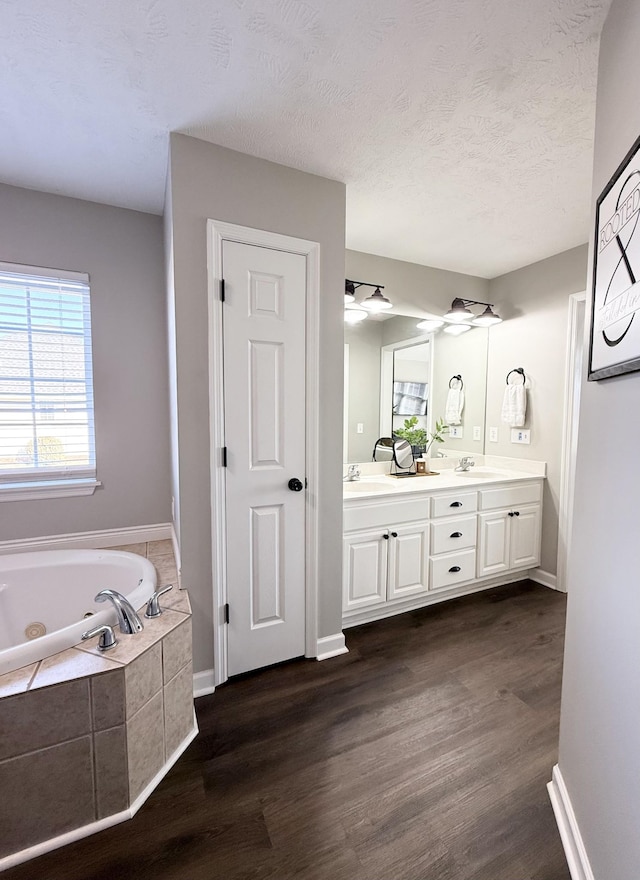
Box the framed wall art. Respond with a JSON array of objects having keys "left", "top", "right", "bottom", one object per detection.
[{"left": 589, "top": 132, "right": 640, "bottom": 380}]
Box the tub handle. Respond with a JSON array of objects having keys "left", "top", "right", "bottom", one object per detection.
[
  {"left": 81, "top": 624, "right": 117, "bottom": 651},
  {"left": 145, "top": 584, "right": 174, "bottom": 619}
]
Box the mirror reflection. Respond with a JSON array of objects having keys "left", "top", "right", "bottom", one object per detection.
[{"left": 344, "top": 314, "right": 489, "bottom": 464}]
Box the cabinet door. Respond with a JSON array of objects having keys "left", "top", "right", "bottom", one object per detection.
[
  {"left": 510, "top": 504, "right": 541, "bottom": 569},
  {"left": 343, "top": 528, "right": 388, "bottom": 612},
  {"left": 387, "top": 521, "right": 430, "bottom": 601},
  {"left": 477, "top": 510, "right": 510, "bottom": 577}
]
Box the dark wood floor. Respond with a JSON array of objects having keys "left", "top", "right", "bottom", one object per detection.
[{"left": 6, "top": 580, "right": 569, "bottom": 880}]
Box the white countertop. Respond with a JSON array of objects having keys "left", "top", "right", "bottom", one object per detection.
[{"left": 343, "top": 465, "right": 544, "bottom": 500}]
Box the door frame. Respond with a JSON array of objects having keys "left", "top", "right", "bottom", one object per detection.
[
  {"left": 557, "top": 291, "right": 586, "bottom": 593},
  {"left": 206, "top": 219, "right": 321, "bottom": 686}
]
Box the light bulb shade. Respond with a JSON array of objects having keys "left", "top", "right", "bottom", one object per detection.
[
  {"left": 471, "top": 304, "right": 502, "bottom": 327},
  {"left": 416, "top": 318, "right": 445, "bottom": 331},
  {"left": 444, "top": 298, "right": 473, "bottom": 323},
  {"left": 362, "top": 287, "right": 392, "bottom": 311},
  {"left": 344, "top": 306, "right": 367, "bottom": 324},
  {"left": 344, "top": 281, "right": 355, "bottom": 304},
  {"left": 443, "top": 323, "right": 472, "bottom": 336}
]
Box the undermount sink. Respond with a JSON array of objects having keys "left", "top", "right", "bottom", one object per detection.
[
  {"left": 454, "top": 469, "right": 510, "bottom": 479},
  {"left": 343, "top": 480, "right": 396, "bottom": 493}
]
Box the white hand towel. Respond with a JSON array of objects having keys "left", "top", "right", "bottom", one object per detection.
[
  {"left": 445, "top": 388, "right": 464, "bottom": 425},
  {"left": 501, "top": 383, "right": 526, "bottom": 427}
]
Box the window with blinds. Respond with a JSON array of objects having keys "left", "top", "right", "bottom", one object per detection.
[{"left": 0, "top": 262, "right": 96, "bottom": 491}]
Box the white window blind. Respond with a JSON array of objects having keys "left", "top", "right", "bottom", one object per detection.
[{"left": 0, "top": 262, "right": 96, "bottom": 488}]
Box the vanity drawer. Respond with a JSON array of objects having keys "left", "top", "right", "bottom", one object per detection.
[
  {"left": 431, "top": 515, "right": 477, "bottom": 555},
  {"left": 431, "top": 491, "right": 478, "bottom": 518},
  {"left": 479, "top": 482, "right": 542, "bottom": 511},
  {"left": 430, "top": 549, "right": 476, "bottom": 589},
  {"left": 343, "top": 498, "right": 429, "bottom": 532}
]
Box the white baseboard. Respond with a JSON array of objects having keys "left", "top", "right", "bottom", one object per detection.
[
  {"left": 530, "top": 568, "right": 559, "bottom": 591},
  {"left": 547, "top": 765, "right": 595, "bottom": 880},
  {"left": 0, "top": 523, "right": 173, "bottom": 555},
  {"left": 0, "top": 721, "right": 198, "bottom": 873},
  {"left": 315, "top": 632, "right": 349, "bottom": 661},
  {"left": 193, "top": 668, "right": 216, "bottom": 698}
]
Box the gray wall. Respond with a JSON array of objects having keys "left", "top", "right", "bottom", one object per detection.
[
  {"left": 0, "top": 183, "right": 171, "bottom": 539},
  {"left": 344, "top": 321, "right": 383, "bottom": 462},
  {"left": 167, "top": 134, "right": 346, "bottom": 676},
  {"left": 558, "top": 1, "right": 640, "bottom": 876},
  {"left": 487, "top": 245, "right": 588, "bottom": 574}
]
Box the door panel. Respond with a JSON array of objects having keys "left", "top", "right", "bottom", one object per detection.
[
  {"left": 223, "top": 240, "right": 307, "bottom": 676},
  {"left": 510, "top": 505, "right": 541, "bottom": 569},
  {"left": 478, "top": 511, "right": 510, "bottom": 577},
  {"left": 387, "top": 522, "right": 429, "bottom": 600},
  {"left": 343, "top": 530, "right": 387, "bottom": 611}
]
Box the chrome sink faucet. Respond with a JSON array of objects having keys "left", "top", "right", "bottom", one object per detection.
[
  {"left": 455, "top": 456, "right": 475, "bottom": 472},
  {"left": 343, "top": 464, "right": 361, "bottom": 482},
  {"left": 95, "top": 589, "right": 144, "bottom": 634}
]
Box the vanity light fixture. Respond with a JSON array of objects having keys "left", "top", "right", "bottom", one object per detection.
[
  {"left": 362, "top": 286, "right": 393, "bottom": 311},
  {"left": 443, "top": 323, "right": 472, "bottom": 336},
  {"left": 444, "top": 298, "right": 475, "bottom": 323},
  {"left": 471, "top": 304, "right": 503, "bottom": 327},
  {"left": 345, "top": 279, "right": 393, "bottom": 312},
  {"left": 443, "top": 297, "right": 502, "bottom": 326}
]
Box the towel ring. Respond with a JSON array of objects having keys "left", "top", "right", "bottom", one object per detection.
[
  {"left": 506, "top": 367, "right": 526, "bottom": 385},
  {"left": 449, "top": 374, "right": 464, "bottom": 389}
]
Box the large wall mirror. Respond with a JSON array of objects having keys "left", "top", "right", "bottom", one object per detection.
[{"left": 344, "top": 314, "right": 489, "bottom": 464}]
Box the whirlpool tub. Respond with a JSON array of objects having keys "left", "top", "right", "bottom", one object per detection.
[{"left": 0, "top": 549, "right": 156, "bottom": 676}]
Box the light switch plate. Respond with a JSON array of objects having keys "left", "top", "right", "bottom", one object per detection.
[
  {"left": 511, "top": 429, "right": 531, "bottom": 444},
  {"left": 489, "top": 427, "right": 498, "bottom": 442},
  {"left": 449, "top": 425, "right": 463, "bottom": 439},
  {"left": 473, "top": 426, "right": 482, "bottom": 441},
  {"left": 356, "top": 423, "right": 364, "bottom": 434}
]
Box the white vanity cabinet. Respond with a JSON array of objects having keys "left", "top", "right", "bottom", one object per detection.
[
  {"left": 477, "top": 482, "right": 542, "bottom": 577},
  {"left": 343, "top": 471, "right": 544, "bottom": 627},
  {"left": 343, "top": 498, "right": 430, "bottom": 613}
]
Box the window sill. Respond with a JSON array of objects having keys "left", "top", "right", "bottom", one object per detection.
[{"left": 0, "top": 479, "right": 101, "bottom": 502}]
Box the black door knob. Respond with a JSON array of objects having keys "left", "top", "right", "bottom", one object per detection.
[
  {"left": 288, "top": 478, "right": 303, "bottom": 492},
  {"left": 508, "top": 511, "right": 514, "bottom": 517},
  {"left": 514, "top": 510, "right": 520, "bottom": 516}
]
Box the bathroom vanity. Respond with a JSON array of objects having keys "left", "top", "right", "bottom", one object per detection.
[{"left": 343, "top": 463, "right": 544, "bottom": 626}]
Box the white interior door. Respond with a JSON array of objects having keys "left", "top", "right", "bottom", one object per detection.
[{"left": 222, "top": 239, "right": 307, "bottom": 676}]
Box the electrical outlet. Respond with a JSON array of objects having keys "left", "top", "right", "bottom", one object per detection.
[
  {"left": 449, "top": 426, "right": 463, "bottom": 439},
  {"left": 489, "top": 427, "right": 498, "bottom": 442},
  {"left": 511, "top": 429, "right": 531, "bottom": 444},
  {"left": 356, "top": 423, "right": 364, "bottom": 434},
  {"left": 473, "top": 426, "right": 481, "bottom": 441}
]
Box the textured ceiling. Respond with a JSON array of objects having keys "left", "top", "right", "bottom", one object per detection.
[{"left": 0, "top": 0, "right": 611, "bottom": 277}]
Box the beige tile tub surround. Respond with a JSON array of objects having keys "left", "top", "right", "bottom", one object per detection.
[
  {"left": 0, "top": 542, "right": 196, "bottom": 869},
  {"left": 0, "top": 737, "right": 94, "bottom": 857}
]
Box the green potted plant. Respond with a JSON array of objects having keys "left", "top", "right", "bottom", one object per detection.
[{"left": 394, "top": 416, "right": 449, "bottom": 459}]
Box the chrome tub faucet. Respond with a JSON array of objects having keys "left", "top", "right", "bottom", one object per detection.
[{"left": 94, "top": 589, "right": 144, "bottom": 634}]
